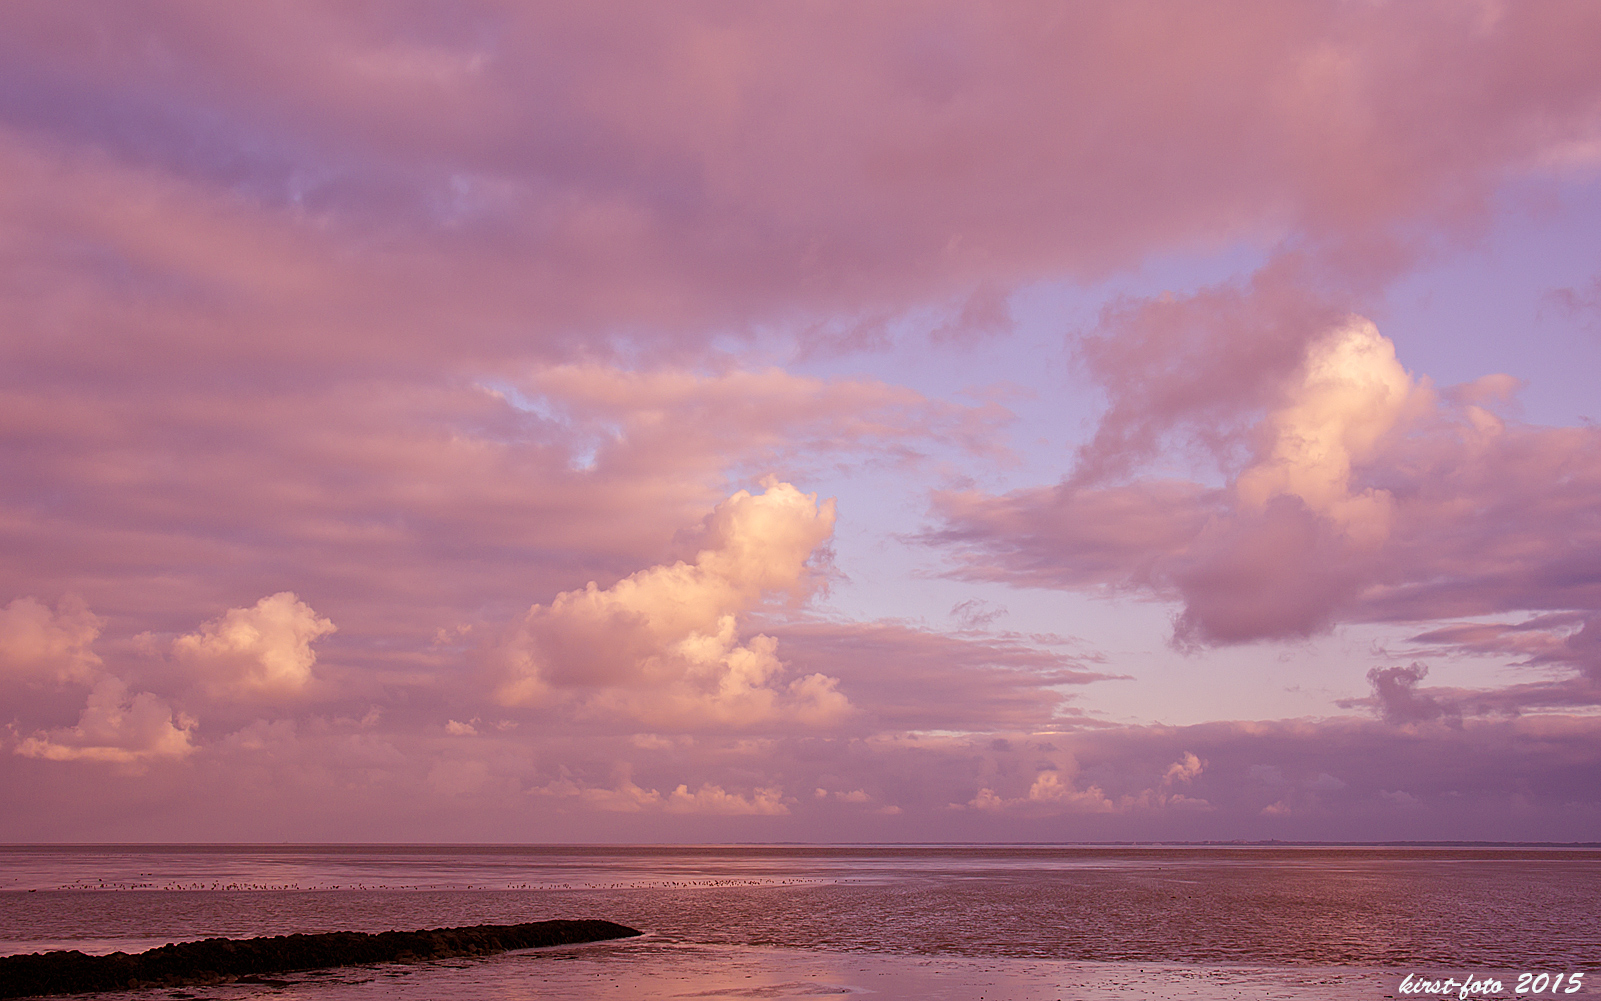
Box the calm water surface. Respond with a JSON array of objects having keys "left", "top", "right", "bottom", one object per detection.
[{"left": 1, "top": 845, "right": 1596, "bottom": 999}]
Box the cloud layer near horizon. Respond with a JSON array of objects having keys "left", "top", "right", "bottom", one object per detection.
[{"left": 3, "top": 2, "right": 1601, "bottom": 841}]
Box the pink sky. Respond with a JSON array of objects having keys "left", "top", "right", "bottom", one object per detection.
[{"left": 3, "top": 2, "right": 1601, "bottom": 842}]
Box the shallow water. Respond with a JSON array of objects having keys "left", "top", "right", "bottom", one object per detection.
[{"left": 2, "top": 845, "right": 1597, "bottom": 998}]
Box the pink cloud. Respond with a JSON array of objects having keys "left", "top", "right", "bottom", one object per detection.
[
  {"left": 0, "top": 3, "right": 1596, "bottom": 374},
  {"left": 759, "top": 620, "right": 1113, "bottom": 733},
  {"left": 493, "top": 482, "right": 851, "bottom": 730},
  {"left": 13, "top": 677, "right": 196, "bottom": 767},
  {"left": 0, "top": 594, "right": 197, "bottom": 769},
  {"left": 664, "top": 783, "right": 790, "bottom": 816},
  {"left": 0, "top": 595, "right": 103, "bottom": 685},
  {"left": 930, "top": 481, "right": 1219, "bottom": 591},
  {"left": 933, "top": 317, "right": 1601, "bottom": 664},
  {"left": 1346, "top": 614, "right": 1601, "bottom": 718},
  {"left": 1070, "top": 256, "right": 1353, "bottom": 485},
  {"left": 0, "top": 364, "right": 979, "bottom": 700},
  {"left": 5, "top": 707, "right": 1594, "bottom": 841},
  {"left": 3, "top": 5, "right": 1601, "bottom": 841},
  {"left": 172, "top": 592, "right": 336, "bottom": 698},
  {"left": 963, "top": 746, "right": 1212, "bottom": 817}
]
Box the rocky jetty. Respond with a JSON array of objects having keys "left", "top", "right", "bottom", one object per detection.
[{"left": 0, "top": 919, "right": 642, "bottom": 998}]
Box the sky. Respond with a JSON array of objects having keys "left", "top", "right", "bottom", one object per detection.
[{"left": 3, "top": 1, "right": 1601, "bottom": 843}]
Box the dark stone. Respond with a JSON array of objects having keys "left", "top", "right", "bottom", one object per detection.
[{"left": 0, "top": 920, "right": 642, "bottom": 998}]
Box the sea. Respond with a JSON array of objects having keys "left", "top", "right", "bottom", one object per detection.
[{"left": 1, "top": 844, "right": 1597, "bottom": 1000}]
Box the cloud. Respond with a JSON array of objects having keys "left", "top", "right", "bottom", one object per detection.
[
  {"left": 1339, "top": 614, "right": 1601, "bottom": 718},
  {"left": 0, "top": 3, "right": 1596, "bottom": 394},
  {"left": 1164, "top": 751, "right": 1205, "bottom": 786},
  {"left": 172, "top": 592, "right": 336, "bottom": 697},
  {"left": 495, "top": 481, "right": 850, "bottom": 729},
  {"left": 3, "top": 5, "right": 1601, "bottom": 841},
  {"left": 0, "top": 363, "right": 984, "bottom": 698},
  {"left": 1070, "top": 257, "right": 1351, "bottom": 485},
  {"left": 930, "top": 283, "right": 1015, "bottom": 347},
  {"left": 665, "top": 783, "right": 790, "bottom": 816},
  {"left": 0, "top": 595, "right": 103, "bottom": 685},
  {"left": 3, "top": 695, "right": 1597, "bottom": 840},
  {"left": 518, "top": 364, "right": 1002, "bottom": 471},
  {"left": 932, "top": 316, "right": 1601, "bottom": 662},
  {"left": 1545, "top": 275, "right": 1601, "bottom": 330},
  {"left": 965, "top": 750, "right": 1207, "bottom": 816},
  {"left": 949, "top": 598, "right": 1005, "bottom": 629},
  {"left": 14, "top": 677, "right": 195, "bottom": 765},
  {"left": 968, "top": 768, "right": 1115, "bottom": 816},
  {"left": 1234, "top": 318, "right": 1415, "bottom": 545},
  {"left": 534, "top": 772, "right": 665, "bottom": 813},
  {"left": 760, "top": 619, "right": 1111, "bottom": 732},
  {"left": 1168, "top": 498, "right": 1370, "bottom": 645},
  {"left": 930, "top": 480, "right": 1219, "bottom": 591},
  {"left": 1413, "top": 614, "right": 1601, "bottom": 685},
  {"left": 1362, "top": 664, "right": 1455, "bottom": 726},
  {"left": 0, "top": 594, "right": 201, "bottom": 769},
  {"left": 531, "top": 772, "right": 790, "bottom": 816}
]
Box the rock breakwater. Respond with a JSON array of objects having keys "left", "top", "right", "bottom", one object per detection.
[{"left": 0, "top": 919, "right": 642, "bottom": 998}]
